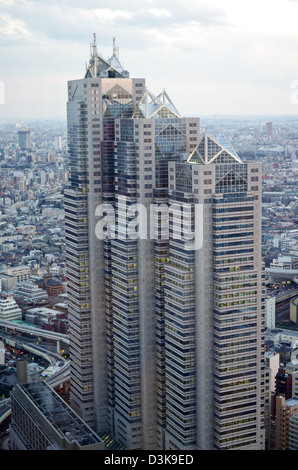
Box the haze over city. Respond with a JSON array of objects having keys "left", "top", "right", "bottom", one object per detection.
[{"left": 1, "top": 0, "right": 298, "bottom": 119}]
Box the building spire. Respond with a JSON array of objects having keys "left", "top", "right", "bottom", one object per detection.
[
  {"left": 113, "top": 37, "right": 119, "bottom": 59},
  {"left": 92, "top": 33, "right": 97, "bottom": 58}
]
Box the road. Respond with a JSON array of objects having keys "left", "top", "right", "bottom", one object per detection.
[{"left": 0, "top": 330, "right": 70, "bottom": 435}]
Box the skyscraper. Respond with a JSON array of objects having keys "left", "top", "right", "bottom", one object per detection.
[
  {"left": 108, "top": 93, "right": 199, "bottom": 448},
  {"left": 65, "top": 37, "right": 265, "bottom": 450},
  {"left": 18, "top": 129, "right": 31, "bottom": 150},
  {"left": 65, "top": 35, "right": 145, "bottom": 434},
  {"left": 163, "top": 134, "right": 265, "bottom": 450}
]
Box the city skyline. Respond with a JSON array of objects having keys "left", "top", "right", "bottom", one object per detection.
[
  {"left": 1, "top": 0, "right": 298, "bottom": 120},
  {"left": 0, "top": 28, "right": 297, "bottom": 450}
]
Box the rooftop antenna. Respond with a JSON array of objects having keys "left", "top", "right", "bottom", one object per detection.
[
  {"left": 113, "top": 37, "right": 119, "bottom": 58},
  {"left": 91, "top": 33, "right": 98, "bottom": 77},
  {"left": 92, "top": 33, "right": 97, "bottom": 58}
]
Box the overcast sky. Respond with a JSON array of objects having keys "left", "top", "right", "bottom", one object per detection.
[{"left": 1, "top": 0, "right": 298, "bottom": 120}]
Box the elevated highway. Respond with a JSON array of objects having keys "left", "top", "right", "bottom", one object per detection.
[
  {"left": 266, "top": 283, "right": 298, "bottom": 315},
  {"left": 0, "top": 319, "right": 69, "bottom": 355},
  {"left": 0, "top": 329, "right": 65, "bottom": 366},
  {"left": 265, "top": 267, "right": 298, "bottom": 312},
  {"left": 265, "top": 267, "right": 298, "bottom": 282},
  {"left": 0, "top": 322, "right": 70, "bottom": 425}
]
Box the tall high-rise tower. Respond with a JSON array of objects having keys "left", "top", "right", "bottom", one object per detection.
[
  {"left": 109, "top": 91, "right": 199, "bottom": 448},
  {"left": 65, "top": 38, "right": 265, "bottom": 450},
  {"left": 163, "top": 134, "right": 265, "bottom": 450},
  {"left": 65, "top": 35, "right": 145, "bottom": 433}
]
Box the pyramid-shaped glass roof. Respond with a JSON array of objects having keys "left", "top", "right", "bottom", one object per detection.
[
  {"left": 215, "top": 133, "right": 239, "bottom": 160},
  {"left": 187, "top": 132, "right": 242, "bottom": 165},
  {"left": 133, "top": 89, "right": 181, "bottom": 119}
]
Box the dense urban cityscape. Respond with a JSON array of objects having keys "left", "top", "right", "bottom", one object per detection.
[
  {"left": 0, "top": 18, "right": 298, "bottom": 457},
  {"left": 0, "top": 103, "right": 298, "bottom": 453}
]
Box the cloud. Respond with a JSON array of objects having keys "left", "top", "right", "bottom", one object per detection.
[
  {"left": 0, "top": 13, "right": 32, "bottom": 38},
  {"left": 0, "top": 0, "right": 229, "bottom": 46},
  {"left": 148, "top": 9, "right": 171, "bottom": 18},
  {"left": 221, "top": 0, "right": 298, "bottom": 36},
  {"left": 0, "top": 0, "right": 297, "bottom": 118},
  {"left": 76, "top": 7, "right": 133, "bottom": 23}
]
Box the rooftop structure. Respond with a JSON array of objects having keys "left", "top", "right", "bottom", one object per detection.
[
  {"left": 85, "top": 35, "right": 129, "bottom": 79},
  {"left": 133, "top": 88, "right": 181, "bottom": 119},
  {"left": 187, "top": 131, "right": 242, "bottom": 165},
  {"left": 10, "top": 381, "right": 104, "bottom": 450}
]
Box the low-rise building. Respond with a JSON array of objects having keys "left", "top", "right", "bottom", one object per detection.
[
  {"left": 13, "top": 281, "right": 48, "bottom": 303},
  {"left": 10, "top": 381, "right": 104, "bottom": 450},
  {"left": 0, "top": 265, "right": 31, "bottom": 283},
  {"left": 24, "top": 306, "right": 67, "bottom": 333},
  {"left": 0, "top": 292, "right": 22, "bottom": 322}
]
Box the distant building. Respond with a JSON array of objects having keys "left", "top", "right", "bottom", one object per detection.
[
  {"left": 292, "top": 371, "right": 298, "bottom": 399},
  {"left": 0, "top": 340, "right": 5, "bottom": 364},
  {"left": 27, "top": 362, "right": 44, "bottom": 383},
  {"left": 290, "top": 297, "right": 298, "bottom": 324},
  {"left": 265, "top": 351, "right": 280, "bottom": 393},
  {"left": 264, "top": 366, "right": 272, "bottom": 449},
  {"left": 54, "top": 135, "right": 62, "bottom": 151},
  {"left": 285, "top": 358, "right": 298, "bottom": 375},
  {"left": 47, "top": 279, "right": 64, "bottom": 297},
  {"left": 0, "top": 273, "right": 18, "bottom": 291},
  {"left": 9, "top": 381, "right": 104, "bottom": 450},
  {"left": 266, "top": 256, "right": 298, "bottom": 280},
  {"left": 266, "top": 296, "right": 276, "bottom": 330},
  {"left": 16, "top": 358, "right": 28, "bottom": 384},
  {"left": 1, "top": 266, "right": 31, "bottom": 283},
  {"left": 18, "top": 129, "right": 31, "bottom": 150},
  {"left": 24, "top": 306, "right": 67, "bottom": 333},
  {"left": 0, "top": 292, "right": 22, "bottom": 321},
  {"left": 289, "top": 413, "right": 298, "bottom": 449},
  {"left": 44, "top": 278, "right": 65, "bottom": 297},
  {"left": 276, "top": 368, "right": 292, "bottom": 399},
  {"left": 275, "top": 396, "right": 298, "bottom": 450},
  {"left": 266, "top": 122, "right": 273, "bottom": 138},
  {"left": 0, "top": 368, "right": 17, "bottom": 395},
  {"left": 266, "top": 329, "right": 298, "bottom": 347},
  {"left": 270, "top": 256, "right": 292, "bottom": 269},
  {"left": 13, "top": 281, "right": 48, "bottom": 303},
  {"left": 271, "top": 367, "right": 293, "bottom": 422}
]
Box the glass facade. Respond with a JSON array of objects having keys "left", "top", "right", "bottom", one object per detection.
[{"left": 155, "top": 120, "right": 188, "bottom": 188}]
